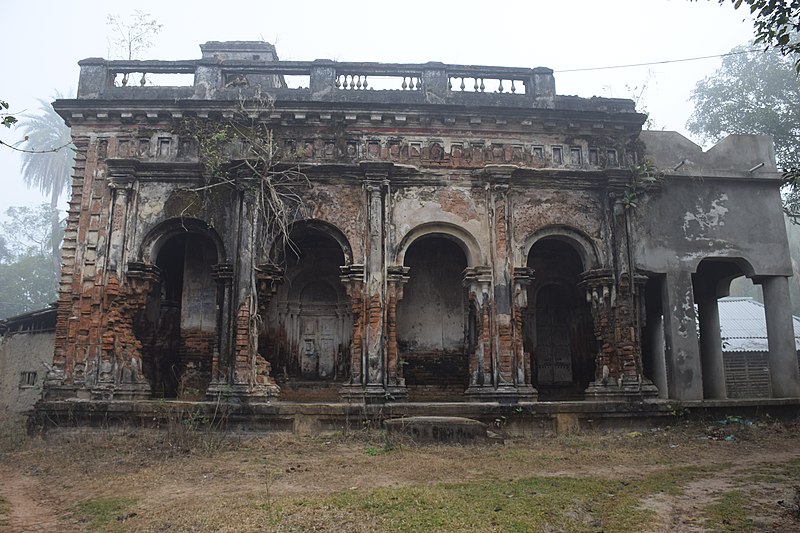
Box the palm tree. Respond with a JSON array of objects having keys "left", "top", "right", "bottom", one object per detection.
[{"left": 17, "top": 95, "right": 74, "bottom": 277}]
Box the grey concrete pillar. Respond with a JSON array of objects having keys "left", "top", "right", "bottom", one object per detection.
[
  {"left": 696, "top": 291, "right": 727, "bottom": 399},
  {"left": 662, "top": 270, "right": 703, "bottom": 400},
  {"left": 760, "top": 276, "right": 800, "bottom": 398},
  {"left": 646, "top": 294, "right": 668, "bottom": 399}
]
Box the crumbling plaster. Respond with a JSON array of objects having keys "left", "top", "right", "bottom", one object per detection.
[{"left": 34, "top": 42, "right": 800, "bottom": 407}]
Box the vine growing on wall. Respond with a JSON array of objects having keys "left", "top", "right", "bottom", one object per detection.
[
  {"left": 173, "top": 91, "right": 310, "bottom": 258},
  {"left": 173, "top": 91, "right": 310, "bottom": 388},
  {"left": 622, "top": 159, "right": 664, "bottom": 210}
]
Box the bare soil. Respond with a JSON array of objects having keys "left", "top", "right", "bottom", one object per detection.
[{"left": 1, "top": 417, "right": 799, "bottom": 532}]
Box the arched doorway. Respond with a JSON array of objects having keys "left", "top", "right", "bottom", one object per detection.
[
  {"left": 525, "top": 238, "right": 594, "bottom": 400},
  {"left": 397, "top": 235, "right": 469, "bottom": 400},
  {"left": 693, "top": 258, "right": 754, "bottom": 399},
  {"left": 138, "top": 232, "right": 218, "bottom": 398},
  {"left": 263, "top": 223, "right": 352, "bottom": 397}
]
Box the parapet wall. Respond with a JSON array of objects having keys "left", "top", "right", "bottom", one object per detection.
[{"left": 74, "top": 41, "right": 637, "bottom": 115}]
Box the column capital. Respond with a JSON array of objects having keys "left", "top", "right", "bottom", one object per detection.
[
  {"left": 359, "top": 161, "right": 394, "bottom": 180},
  {"left": 481, "top": 164, "right": 516, "bottom": 184},
  {"left": 387, "top": 265, "right": 410, "bottom": 283},
  {"left": 126, "top": 261, "right": 160, "bottom": 283},
  {"left": 106, "top": 159, "right": 138, "bottom": 186},
  {"left": 463, "top": 266, "right": 492, "bottom": 295},
  {"left": 340, "top": 263, "right": 365, "bottom": 283},
  {"left": 513, "top": 266, "right": 535, "bottom": 286}
]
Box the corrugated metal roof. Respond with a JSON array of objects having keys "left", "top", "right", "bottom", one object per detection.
[{"left": 718, "top": 297, "right": 800, "bottom": 352}]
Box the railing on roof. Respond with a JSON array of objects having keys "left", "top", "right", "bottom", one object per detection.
[{"left": 75, "top": 57, "right": 559, "bottom": 109}]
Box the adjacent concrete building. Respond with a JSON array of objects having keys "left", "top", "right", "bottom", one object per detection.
[
  {"left": 37, "top": 42, "right": 800, "bottom": 415},
  {"left": 0, "top": 307, "right": 56, "bottom": 419}
]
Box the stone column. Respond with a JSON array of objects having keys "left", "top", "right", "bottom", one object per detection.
[
  {"left": 91, "top": 263, "right": 158, "bottom": 400},
  {"left": 581, "top": 269, "right": 658, "bottom": 400},
  {"left": 694, "top": 282, "right": 727, "bottom": 399},
  {"left": 207, "top": 263, "right": 234, "bottom": 396},
  {"left": 339, "top": 264, "right": 366, "bottom": 400},
  {"left": 485, "top": 169, "right": 524, "bottom": 402},
  {"left": 581, "top": 269, "right": 616, "bottom": 396},
  {"left": 386, "top": 266, "right": 410, "bottom": 400},
  {"left": 464, "top": 266, "right": 494, "bottom": 400},
  {"left": 662, "top": 269, "right": 703, "bottom": 400},
  {"left": 644, "top": 281, "right": 669, "bottom": 399},
  {"left": 512, "top": 267, "right": 537, "bottom": 399},
  {"left": 107, "top": 166, "right": 135, "bottom": 276},
  {"left": 759, "top": 276, "right": 800, "bottom": 398},
  {"left": 360, "top": 163, "right": 392, "bottom": 402},
  {"left": 225, "top": 179, "right": 279, "bottom": 401}
]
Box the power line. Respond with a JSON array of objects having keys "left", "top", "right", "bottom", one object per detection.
[{"left": 555, "top": 48, "right": 763, "bottom": 73}]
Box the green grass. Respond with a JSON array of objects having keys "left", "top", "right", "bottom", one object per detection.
[
  {"left": 742, "top": 458, "right": 800, "bottom": 484},
  {"left": 264, "top": 466, "right": 714, "bottom": 533},
  {"left": 703, "top": 490, "right": 757, "bottom": 532},
  {"left": 71, "top": 497, "right": 137, "bottom": 532},
  {"left": 0, "top": 496, "right": 10, "bottom": 528}
]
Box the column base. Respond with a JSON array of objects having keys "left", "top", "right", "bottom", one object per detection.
[
  {"left": 209, "top": 382, "right": 281, "bottom": 402},
  {"left": 584, "top": 376, "right": 659, "bottom": 401},
  {"left": 113, "top": 382, "right": 152, "bottom": 400},
  {"left": 338, "top": 384, "right": 408, "bottom": 404},
  {"left": 89, "top": 382, "right": 152, "bottom": 401},
  {"left": 465, "top": 384, "right": 538, "bottom": 403},
  {"left": 338, "top": 383, "right": 367, "bottom": 402}
]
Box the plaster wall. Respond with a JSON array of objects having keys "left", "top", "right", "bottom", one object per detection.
[
  {"left": 511, "top": 187, "right": 606, "bottom": 265},
  {"left": 390, "top": 184, "right": 487, "bottom": 265},
  {"left": 0, "top": 331, "right": 54, "bottom": 417},
  {"left": 633, "top": 179, "right": 790, "bottom": 276}
]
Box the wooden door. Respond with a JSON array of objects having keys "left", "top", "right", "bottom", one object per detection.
[
  {"left": 535, "top": 285, "right": 573, "bottom": 387},
  {"left": 299, "top": 312, "right": 337, "bottom": 379}
]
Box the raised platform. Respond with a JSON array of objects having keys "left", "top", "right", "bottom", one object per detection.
[{"left": 29, "top": 397, "right": 800, "bottom": 436}]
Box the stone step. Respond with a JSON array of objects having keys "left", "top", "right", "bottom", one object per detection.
[{"left": 384, "top": 416, "right": 503, "bottom": 444}]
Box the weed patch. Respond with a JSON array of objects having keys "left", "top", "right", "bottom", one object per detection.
[
  {"left": 268, "top": 467, "right": 715, "bottom": 533},
  {"left": 0, "top": 496, "right": 10, "bottom": 528},
  {"left": 703, "top": 490, "right": 756, "bottom": 532},
  {"left": 71, "top": 497, "right": 137, "bottom": 532}
]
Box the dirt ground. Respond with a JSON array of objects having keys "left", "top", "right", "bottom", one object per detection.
[{"left": 1, "top": 416, "right": 799, "bottom": 532}]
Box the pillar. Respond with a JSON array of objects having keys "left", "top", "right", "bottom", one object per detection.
[
  {"left": 464, "top": 266, "right": 494, "bottom": 399},
  {"left": 361, "top": 162, "right": 392, "bottom": 401},
  {"left": 385, "top": 266, "right": 410, "bottom": 400},
  {"left": 512, "top": 267, "right": 537, "bottom": 400},
  {"left": 644, "top": 279, "right": 668, "bottom": 399},
  {"left": 695, "top": 284, "right": 726, "bottom": 399},
  {"left": 107, "top": 169, "right": 134, "bottom": 276},
  {"left": 339, "top": 264, "right": 366, "bottom": 400},
  {"left": 760, "top": 276, "right": 800, "bottom": 398},
  {"left": 208, "top": 263, "right": 235, "bottom": 394},
  {"left": 662, "top": 270, "right": 703, "bottom": 400},
  {"left": 225, "top": 178, "right": 279, "bottom": 400}
]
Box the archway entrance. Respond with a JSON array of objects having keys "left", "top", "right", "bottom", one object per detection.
[
  {"left": 525, "top": 238, "right": 594, "bottom": 400},
  {"left": 264, "top": 223, "right": 352, "bottom": 400},
  {"left": 397, "top": 235, "right": 469, "bottom": 400},
  {"left": 693, "top": 258, "right": 753, "bottom": 399},
  {"left": 139, "top": 232, "right": 218, "bottom": 399}
]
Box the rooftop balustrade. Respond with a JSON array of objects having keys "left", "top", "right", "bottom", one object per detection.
[{"left": 71, "top": 41, "right": 640, "bottom": 113}]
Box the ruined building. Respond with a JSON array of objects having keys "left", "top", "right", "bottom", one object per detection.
[{"left": 38, "top": 41, "right": 800, "bottom": 415}]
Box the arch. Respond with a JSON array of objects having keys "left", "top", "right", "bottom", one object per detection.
[
  {"left": 287, "top": 266, "right": 349, "bottom": 303},
  {"left": 139, "top": 217, "right": 227, "bottom": 265},
  {"left": 395, "top": 222, "right": 482, "bottom": 267},
  {"left": 693, "top": 256, "right": 756, "bottom": 279},
  {"left": 521, "top": 226, "right": 600, "bottom": 271},
  {"left": 263, "top": 219, "right": 353, "bottom": 385},
  {"left": 525, "top": 235, "right": 595, "bottom": 398},
  {"left": 271, "top": 219, "right": 353, "bottom": 266}
]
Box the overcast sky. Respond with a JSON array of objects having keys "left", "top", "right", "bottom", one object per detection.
[{"left": 0, "top": 0, "right": 757, "bottom": 217}]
